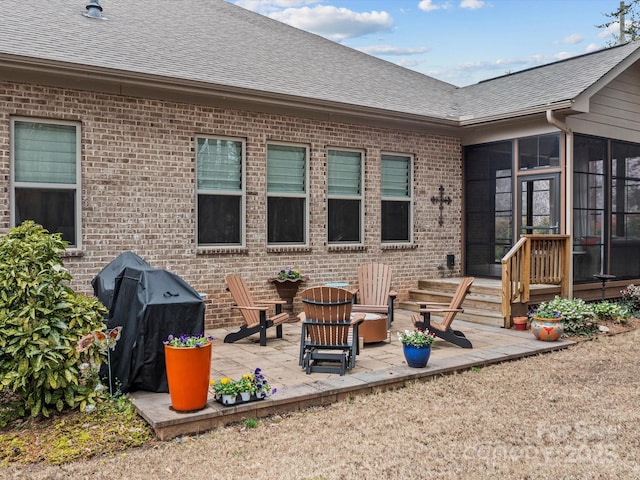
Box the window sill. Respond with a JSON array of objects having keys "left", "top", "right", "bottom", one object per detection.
[
  {"left": 381, "top": 243, "right": 417, "bottom": 251},
  {"left": 266, "top": 245, "right": 311, "bottom": 253},
  {"left": 61, "top": 248, "right": 84, "bottom": 258},
  {"left": 196, "top": 246, "right": 248, "bottom": 255},
  {"left": 327, "top": 244, "right": 366, "bottom": 252}
]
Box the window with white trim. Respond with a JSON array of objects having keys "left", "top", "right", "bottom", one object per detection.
[
  {"left": 196, "top": 137, "right": 245, "bottom": 246},
  {"left": 328, "top": 149, "right": 363, "bottom": 244},
  {"left": 381, "top": 153, "right": 412, "bottom": 242},
  {"left": 11, "top": 118, "right": 81, "bottom": 247},
  {"left": 267, "top": 143, "right": 308, "bottom": 245}
]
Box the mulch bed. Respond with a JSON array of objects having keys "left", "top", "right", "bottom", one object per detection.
[{"left": 566, "top": 316, "right": 640, "bottom": 342}]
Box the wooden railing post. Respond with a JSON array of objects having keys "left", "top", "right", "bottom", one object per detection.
[
  {"left": 560, "top": 236, "right": 571, "bottom": 297},
  {"left": 522, "top": 236, "right": 531, "bottom": 303},
  {"left": 501, "top": 234, "right": 570, "bottom": 328},
  {"left": 501, "top": 261, "right": 511, "bottom": 326}
]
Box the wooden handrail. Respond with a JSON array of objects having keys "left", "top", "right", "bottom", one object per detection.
[{"left": 501, "top": 234, "right": 570, "bottom": 327}]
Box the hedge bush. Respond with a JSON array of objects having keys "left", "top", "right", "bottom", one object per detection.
[{"left": 0, "top": 221, "right": 107, "bottom": 418}]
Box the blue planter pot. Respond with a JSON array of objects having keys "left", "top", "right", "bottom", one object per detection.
[{"left": 402, "top": 344, "right": 432, "bottom": 368}]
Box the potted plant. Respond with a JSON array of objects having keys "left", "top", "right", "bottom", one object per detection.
[
  {"left": 512, "top": 316, "right": 528, "bottom": 331},
  {"left": 211, "top": 368, "right": 277, "bottom": 406},
  {"left": 237, "top": 374, "right": 255, "bottom": 401},
  {"left": 251, "top": 367, "right": 277, "bottom": 399},
  {"left": 529, "top": 301, "right": 564, "bottom": 341},
  {"left": 397, "top": 329, "right": 435, "bottom": 368},
  {"left": 212, "top": 377, "right": 239, "bottom": 405},
  {"left": 268, "top": 268, "right": 309, "bottom": 322},
  {"left": 164, "top": 333, "right": 213, "bottom": 412}
]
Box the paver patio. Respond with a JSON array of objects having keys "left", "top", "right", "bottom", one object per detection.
[{"left": 131, "top": 309, "right": 573, "bottom": 440}]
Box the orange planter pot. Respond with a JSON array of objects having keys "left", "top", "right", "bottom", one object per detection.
[
  {"left": 164, "top": 342, "right": 212, "bottom": 412},
  {"left": 531, "top": 317, "right": 564, "bottom": 342},
  {"left": 513, "top": 316, "right": 528, "bottom": 331}
]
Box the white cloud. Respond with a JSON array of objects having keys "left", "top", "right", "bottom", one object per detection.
[
  {"left": 396, "top": 58, "right": 422, "bottom": 68},
  {"left": 597, "top": 21, "right": 619, "bottom": 39},
  {"left": 418, "top": 0, "right": 440, "bottom": 12},
  {"left": 428, "top": 50, "right": 589, "bottom": 86},
  {"left": 268, "top": 5, "right": 394, "bottom": 41},
  {"left": 552, "top": 51, "right": 574, "bottom": 61},
  {"left": 234, "top": 0, "right": 321, "bottom": 14},
  {"left": 559, "top": 33, "right": 583, "bottom": 45},
  {"left": 459, "top": 0, "right": 485, "bottom": 10},
  {"left": 357, "top": 45, "right": 430, "bottom": 56},
  {"left": 584, "top": 43, "right": 600, "bottom": 53}
]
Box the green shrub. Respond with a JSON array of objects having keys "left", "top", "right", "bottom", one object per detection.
[
  {"left": 532, "top": 296, "right": 598, "bottom": 337},
  {"left": 620, "top": 284, "right": 640, "bottom": 315},
  {"left": 0, "top": 221, "right": 107, "bottom": 418},
  {"left": 592, "top": 301, "right": 629, "bottom": 324}
]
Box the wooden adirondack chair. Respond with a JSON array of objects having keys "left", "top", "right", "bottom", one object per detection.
[
  {"left": 298, "top": 286, "right": 365, "bottom": 375},
  {"left": 351, "top": 263, "right": 397, "bottom": 332},
  {"left": 224, "top": 274, "right": 288, "bottom": 346},
  {"left": 413, "top": 277, "right": 475, "bottom": 349}
]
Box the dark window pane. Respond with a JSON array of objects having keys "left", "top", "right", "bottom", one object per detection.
[
  {"left": 381, "top": 200, "right": 409, "bottom": 242},
  {"left": 15, "top": 188, "right": 76, "bottom": 245},
  {"left": 519, "top": 133, "right": 560, "bottom": 170},
  {"left": 268, "top": 197, "right": 305, "bottom": 243},
  {"left": 198, "top": 195, "right": 241, "bottom": 245},
  {"left": 328, "top": 199, "right": 360, "bottom": 242}
]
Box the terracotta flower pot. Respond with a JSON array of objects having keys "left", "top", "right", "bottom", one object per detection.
[
  {"left": 164, "top": 342, "right": 212, "bottom": 412},
  {"left": 513, "top": 316, "right": 528, "bottom": 331}
]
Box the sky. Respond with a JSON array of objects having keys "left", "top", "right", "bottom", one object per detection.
[{"left": 228, "top": 0, "right": 624, "bottom": 87}]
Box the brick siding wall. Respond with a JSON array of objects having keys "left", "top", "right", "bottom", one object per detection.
[{"left": 0, "top": 81, "right": 462, "bottom": 328}]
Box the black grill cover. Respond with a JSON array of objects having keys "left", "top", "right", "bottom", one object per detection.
[
  {"left": 99, "top": 263, "right": 205, "bottom": 393},
  {"left": 91, "top": 251, "right": 150, "bottom": 310}
]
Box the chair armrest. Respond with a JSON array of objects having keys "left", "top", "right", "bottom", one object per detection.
[
  {"left": 233, "top": 305, "right": 270, "bottom": 312},
  {"left": 262, "top": 300, "right": 287, "bottom": 306},
  {"left": 350, "top": 313, "right": 366, "bottom": 326},
  {"left": 352, "top": 304, "right": 388, "bottom": 312},
  {"left": 389, "top": 290, "right": 398, "bottom": 298},
  {"left": 419, "top": 308, "right": 463, "bottom": 314},
  {"left": 417, "top": 301, "right": 449, "bottom": 307}
]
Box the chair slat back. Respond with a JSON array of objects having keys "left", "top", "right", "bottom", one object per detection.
[
  {"left": 440, "top": 277, "right": 474, "bottom": 329},
  {"left": 225, "top": 274, "right": 260, "bottom": 328},
  {"left": 301, "top": 287, "right": 353, "bottom": 345},
  {"left": 357, "top": 263, "right": 392, "bottom": 306}
]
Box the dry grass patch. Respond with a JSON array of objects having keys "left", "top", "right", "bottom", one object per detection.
[{"left": 2, "top": 329, "right": 639, "bottom": 480}]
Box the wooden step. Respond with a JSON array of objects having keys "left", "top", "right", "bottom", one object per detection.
[
  {"left": 406, "top": 289, "right": 502, "bottom": 313},
  {"left": 403, "top": 277, "right": 506, "bottom": 328},
  {"left": 398, "top": 301, "right": 505, "bottom": 328},
  {"left": 417, "top": 278, "right": 503, "bottom": 296}
]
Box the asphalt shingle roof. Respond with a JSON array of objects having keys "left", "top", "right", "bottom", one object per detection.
[
  {"left": 457, "top": 41, "right": 640, "bottom": 122},
  {"left": 1, "top": 0, "right": 639, "bottom": 124},
  {"left": 0, "top": 0, "right": 457, "bottom": 120}
]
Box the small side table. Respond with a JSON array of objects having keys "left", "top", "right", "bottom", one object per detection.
[{"left": 324, "top": 282, "right": 349, "bottom": 289}]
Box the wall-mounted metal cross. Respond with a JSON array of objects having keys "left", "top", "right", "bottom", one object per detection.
[{"left": 431, "top": 185, "right": 451, "bottom": 226}]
